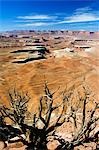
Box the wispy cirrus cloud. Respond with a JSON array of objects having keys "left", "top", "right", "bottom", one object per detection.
[
  {"left": 18, "top": 21, "right": 58, "bottom": 27},
  {"left": 17, "top": 14, "right": 57, "bottom": 20},
  {"left": 20, "top": 22, "right": 48, "bottom": 27},
  {"left": 60, "top": 13, "right": 99, "bottom": 23},
  {"left": 16, "top": 7, "right": 99, "bottom": 28},
  {"left": 16, "top": 14, "right": 58, "bottom": 27},
  {"left": 74, "top": 6, "right": 92, "bottom": 14},
  {"left": 60, "top": 7, "right": 99, "bottom": 23}
]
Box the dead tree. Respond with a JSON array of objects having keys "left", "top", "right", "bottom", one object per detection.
[
  {"left": 0, "top": 84, "right": 68, "bottom": 149},
  {"left": 0, "top": 90, "right": 29, "bottom": 145},
  {"left": 0, "top": 84, "right": 98, "bottom": 150},
  {"left": 0, "top": 89, "right": 29, "bottom": 125},
  {"left": 25, "top": 83, "right": 68, "bottom": 150},
  {"left": 55, "top": 86, "right": 99, "bottom": 150}
]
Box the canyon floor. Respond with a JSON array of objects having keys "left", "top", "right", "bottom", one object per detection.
[
  {"left": 0, "top": 31, "right": 99, "bottom": 149},
  {"left": 0, "top": 45, "right": 99, "bottom": 109}
]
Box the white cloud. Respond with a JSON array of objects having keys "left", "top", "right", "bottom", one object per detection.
[
  {"left": 16, "top": 8, "right": 99, "bottom": 28},
  {"left": 61, "top": 13, "right": 99, "bottom": 23},
  {"left": 60, "top": 7, "right": 99, "bottom": 23},
  {"left": 14, "top": 20, "right": 34, "bottom": 23},
  {"left": 19, "top": 22, "right": 49, "bottom": 27},
  {"left": 17, "top": 15, "right": 56, "bottom": 20},
  {"left": 75, "top": 6, "right": 92, "bottom": 14}
]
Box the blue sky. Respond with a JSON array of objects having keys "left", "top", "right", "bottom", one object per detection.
[{"left": 0, "top": 0, "right": 99, "bottom": 31}]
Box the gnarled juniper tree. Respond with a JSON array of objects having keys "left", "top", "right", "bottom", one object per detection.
[{"left": 0, "top": 83, "right": 99, "bottom": 150}]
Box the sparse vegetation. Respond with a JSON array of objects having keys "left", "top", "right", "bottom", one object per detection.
[{"left": 0, "top": 83, "right": 99, "bottom": 150}]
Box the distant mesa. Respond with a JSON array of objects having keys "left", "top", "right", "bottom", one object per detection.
[
  {"left": 13, "top": 55, "right": 46, "bottom": 64},
  {"left": 11, "top": 46, "right": 49, "bottom": 64}
]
